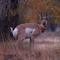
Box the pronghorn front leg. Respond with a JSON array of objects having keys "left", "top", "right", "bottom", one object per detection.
[{"left": 30, "top": 36, "right": 34, "bottom": 54}]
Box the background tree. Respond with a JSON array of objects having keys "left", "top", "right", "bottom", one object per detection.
[
  {"left": 0, "top": 0, "right": 20, "bottom": 41},
  {"left": 20, "top": 0, "right": 60, "bottom": 23},
  {"left": 0, "top": 0, "right": 11, "bottom": 41}
]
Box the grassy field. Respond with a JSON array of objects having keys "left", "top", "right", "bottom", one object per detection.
[{"left": 0, "top": 31, "right": 60, "bottom": 60}]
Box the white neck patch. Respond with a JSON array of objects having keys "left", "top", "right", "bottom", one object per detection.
[{"left": 41, "top": 24, "right": 46, "bottom": 29}]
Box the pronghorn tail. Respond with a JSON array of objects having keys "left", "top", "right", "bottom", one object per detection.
[{"left": 10, "top": 27, "right": 13, "bottom": 34}]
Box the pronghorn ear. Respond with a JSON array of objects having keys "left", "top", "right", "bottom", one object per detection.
[
  {"left": 39, "top": 12, "right": 43, "bottom": 20},
  {"left": 46, "top": 13, "right": 50, "bottom": 20}
]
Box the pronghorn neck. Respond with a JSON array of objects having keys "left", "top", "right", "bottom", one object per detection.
[
  {"left": 41, "top": 24, "right": 46, "bottom": 29},
  {"left": 39, "top": 24, "right": 46, "bottom": 33}
]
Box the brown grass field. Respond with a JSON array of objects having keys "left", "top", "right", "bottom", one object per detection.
[{"left": 0, "top": 28, "right": 60, "bottom": 60}]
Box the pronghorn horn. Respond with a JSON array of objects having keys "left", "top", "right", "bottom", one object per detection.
[
  {"left": 39, "top": 12, "right": 43, "bottom": 20},
  {"left": 46, "top": 13, "right": 50, "bottom": 20}
]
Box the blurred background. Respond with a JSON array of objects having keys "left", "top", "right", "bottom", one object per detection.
[{"left": 0, "top": 0, "right": 60, "bottom": 41}]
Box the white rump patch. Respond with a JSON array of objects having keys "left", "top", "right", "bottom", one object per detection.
[
  {"left": 13, "top": 28, "right": 18, "bottom": 38},
  {"left": 25, "top": 28, "right": 35, "bottom": 38}
]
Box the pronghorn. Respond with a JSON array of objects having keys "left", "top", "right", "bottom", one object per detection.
[{"left": 10, "top": 13, "right": 50, "bottom": 56}]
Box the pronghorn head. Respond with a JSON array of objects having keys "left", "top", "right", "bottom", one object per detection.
[{"left": 39, "top": 12, "right": 50, "bottom": 29}]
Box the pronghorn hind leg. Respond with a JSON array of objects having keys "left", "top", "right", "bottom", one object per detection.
[
  {"left": 13, "top": 34, "right": 26, "bottom": 56},
  {"left": 11, "top": 41, "right": 17, "bottom": 56}
]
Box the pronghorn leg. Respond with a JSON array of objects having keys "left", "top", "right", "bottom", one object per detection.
[
  {"left": 11, "top": 42, "right": 16, "bottom": 56},
  {"left": 30, "top": 36, "right": 34, "bottom": 54},
  {"left": 13, "top": 34, "right": 26, "bottom": 56}
]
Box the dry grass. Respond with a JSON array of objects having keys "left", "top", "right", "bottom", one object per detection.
[{"left": 0, "top": 39, "right": 60, "bottom": 60}]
